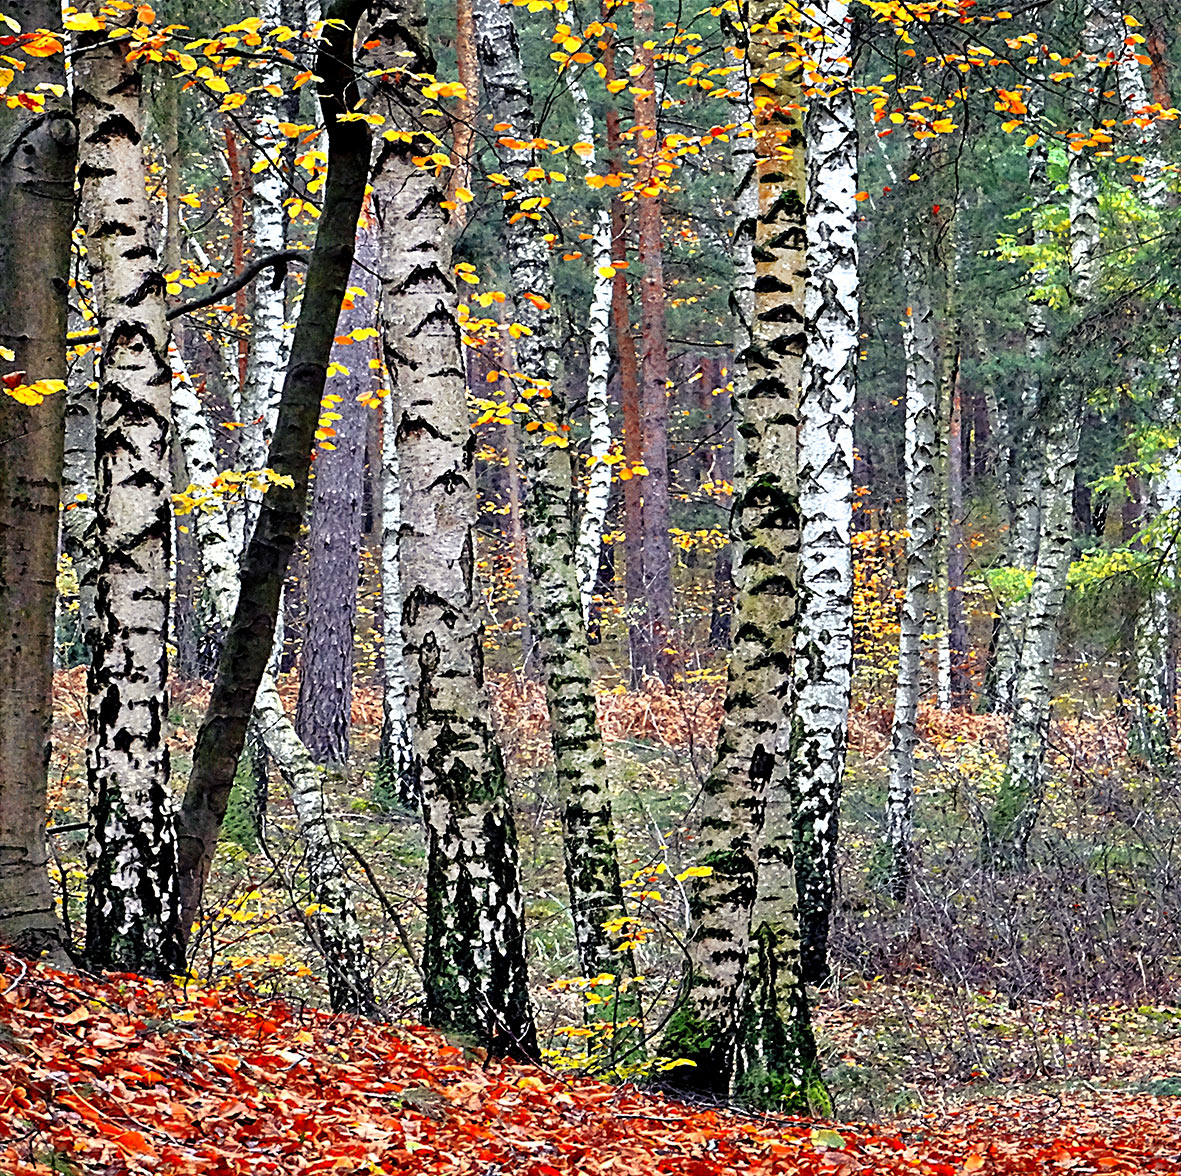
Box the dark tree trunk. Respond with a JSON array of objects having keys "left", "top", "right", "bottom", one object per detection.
[
  {"left": 602, "top": 30, "right": 645, "bottom": 684},
  {"left": 948, "top": 349, "right": 970, "bottom": 707},
  {"left": 175, "top": 0, "right": 372, "bottom": 942},
  {"left": 295, "top": 227, "right": 375, "bottom": 765},
  {"left": 0, "top": 0, "right": 75, "bottom": 961},
  {"left": 633, "top": 0, "right": 674, "bottom": 682}
]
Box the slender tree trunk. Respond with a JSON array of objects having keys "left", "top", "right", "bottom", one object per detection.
[
  {"left": 223, "top": 125, "right": 250, "bottom": 394},
  {"left": 603, "top": 30, "right": 645, "bottom": 682},
  {"left": 295, "top": 232, "right": 374, "bottom": 765},
  {"left": 0, "top": 0, "right": 75, "bottom": 960},
  {"left": 985, "top": 98, "right": 1048, "bottom": 713},
  {"left": 62, "top": 291, "right": 98, "bottom": 658},
  {"left": 235, "top": 2, "right": 290, "bottom": 556},
  {"left": 376, "top": 386, "right": 413, "bottom": 803},
  {"left": 633, "top": 0, "right": 674, "bottom": 682},
  {"left": 446, "top": 0, "right": 478, "bottom": 226},
  {"left": 948, "top": 346, "right": 970, "bottom": 705},
  {"left": 1113, "top": 13, "right": 1178, "bottom": 773},
  {"left": 569, "top": 73, "right": 615, "bottom": 626},
  {"left": 791, "top": 0, "right": 857, "bottom": 985},
  {"left": 172, "top": 357, "right": 379, "bottom": 1014},
  {"left": 665, "top": 5, "right": 825, "bottom": 1111},
  {"left": 472, "top": 0, "right": 640, "bottom": 1051},
  {"left": 76, "top": 21, "right": 181, "bottom": 977},
  {"left": 370, "top": 0, "right": 537, "bottom": 1058},
  {"left": 989, "top": 15, "right": 1101, "bottom": 866},
  {"left": 175, "top": 0, "right": 372, "bottom": 941},
  {"left": 885, "top": 230, "right": 939, "bottom": 902}
]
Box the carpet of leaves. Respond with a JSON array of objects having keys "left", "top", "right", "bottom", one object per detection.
[{"left": 2, "top": 955, "right": 1180, "bottom": 1175}]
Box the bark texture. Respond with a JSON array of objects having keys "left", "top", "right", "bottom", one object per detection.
[
  {"left": 568, "top": 71, "right": 615, "bottom": 627},
  {"left": 664, "top": 3, "right": 825, "bottom": 1111},
  {"left": 295, "top": 233, "right": 374, "bottom": 765},
  {"left": 0, "top": 0, "right": 75, "bottom": 960},
  {"left": 990, "top": 13, "right": 1101, "bottom": 866},
  {"left": 370, "top": 0, "right": 538, "bottom": 1059},
  {"left": 472, "top": 0, "right": 639, "bottom": 1052},
  {"left": 885, "top": 231, "right": 939, "bottom": 902},
  {"left": 76, "top": 23, "right": 181, "bottom": 977},
  {"left": 791, "top": 0, "right": 857, "bottom": 985}
]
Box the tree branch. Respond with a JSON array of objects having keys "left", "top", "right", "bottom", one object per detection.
[{"left": 69, "top": 249, "right": 308, "bottom": 344}]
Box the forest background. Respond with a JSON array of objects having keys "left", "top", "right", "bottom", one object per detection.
[{"left": 0, "top": 0, "right": 1180, "bottom": 1138}]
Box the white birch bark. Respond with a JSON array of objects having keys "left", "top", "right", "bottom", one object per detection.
[
  {"left": 791, "top": 0, "right": 857, "bottom": 983},
  {"left": 988, "top": 86, "right": 1050, "bottom": 713},
  {"left": 885, "top": 233, "right": 939, "bottom": 901},
  {"left": 376, "top": 387, "right": 413, "bottom": 803},
  {"left": 370, "top": 0, "right": 537, "bottom": 1057},
  {"left": 991, "top": 12, "right": 1102, "bottom": 865},
  {"left": 568, "top": 70, "right": 614, "bottom": 626},
  {"left": 234, "top": 0, "right": 290, "bottom": 551},
  {"left": 77, "top": 22, "right": 181, "bottom": 977},
  {"left": 471, "top": 0, "right": 638, "bottom": 1046}
]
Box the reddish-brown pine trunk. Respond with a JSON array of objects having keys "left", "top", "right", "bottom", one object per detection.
[
  {"left": 447, "top": 0, "right": 478, "bottom": 225},
  {"left": 603, "top": 27, "right": 645, "bottom": 684},
  {"left": 948, "top": 348, "right": 970, "bottom": 707},
  {"left": 223, "top": 125, "right": 249, "bottom": 392},
  {"left": 632, "top": 0, "right": 673, "bottom": 682}
]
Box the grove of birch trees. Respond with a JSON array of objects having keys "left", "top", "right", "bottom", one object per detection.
[{"left": 2, "top": 0, "right": 1181, "bottom": 1116}]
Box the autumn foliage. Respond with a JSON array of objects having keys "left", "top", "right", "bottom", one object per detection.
[{"left": 0, "top": 952, "right": 1178, "bottom": 1175}]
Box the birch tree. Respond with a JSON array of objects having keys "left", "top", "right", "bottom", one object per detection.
[
  {"left": 885, "top": 229, "right": 939, "bottom": 902},
  {"left": 76, "top": 16, "right": 181, "bottom": 976},
  {"left": 471, "top": 0, "right": 640, "bottom": 1050},
  {"left": 375, "top": 385, "right": 413, "bottom": 805},
  {"left": 567, "top": 70, "right": 615, "bottom": 626},
  {"left": 791, "top": 0, "right": 857, "bottom": 984},
  {"left": 369, "top": 0, "right": 538, "bottom": 1058},
  {"left": 664, "top": 0, "right": 826, "bottom": 1111},
  {"left": 176, "top": 0, "right": 372, "bottom": 939},
  {"left": 989, "top": 13, "right": 1102, "bottom": 866},
  {"left": 985, "top": 90, "right": 1049, "bottom": 714},
  {"left": 0, "top": 0, "right": 75, "bottom": 961}
]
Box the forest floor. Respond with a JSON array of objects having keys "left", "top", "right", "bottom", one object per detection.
[
  {"left": 1, "top": 950, "right": 1180, "bottom": 1175},
  {"left": 32, "top": 665, "right": 1181, "bottom": 1166}
]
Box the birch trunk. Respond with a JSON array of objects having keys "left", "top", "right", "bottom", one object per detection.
[
  {"left": 990, "top": 16, "right": 1101, "bottom": 865},
  {"left": 369, "top": 0, "right": 537, "bottom": 1058},
  {"left": 0, "top": 0, "right": 75, "bottom": 960},
  {"left": 885, "top": 232, "right": 939, "bottom": 902},
  {"left": 471, "top": 0, "right": 639, "bottom": 1051},
  {"left": 376, "top": 388, "right": 413, "bottom": 804},
  {"left": 76, "top": 23, "right": 181, "bottom": 977},
  {"left": 1110, "top": 12, "right": 1178, "bottom": 772},
  {"left": 176, "top": 0, "right": 372, "bottom": 939},
  {"left": 665, "top": 3, "right": 825, "bottom": 1111},
  {"left": 986, "top": 94, "right": 1049, "bottom": 713},
  {"left": 792, "top": 0, "right": 857, "bottom": 984},
  {"left": 235, "top": 0, "right": 290, "bottom": 552},
  {"left": 568, "top": 71, "right": 614, "bottom": 626}
]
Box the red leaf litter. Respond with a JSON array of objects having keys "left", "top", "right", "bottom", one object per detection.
[{"left": 1, "top": 953, "right": 1179, "bottom": 1174}]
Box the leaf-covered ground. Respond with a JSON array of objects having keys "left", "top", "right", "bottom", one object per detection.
[{"left": 2, "top": 954, "right": 1180, "bottom": 1176}]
